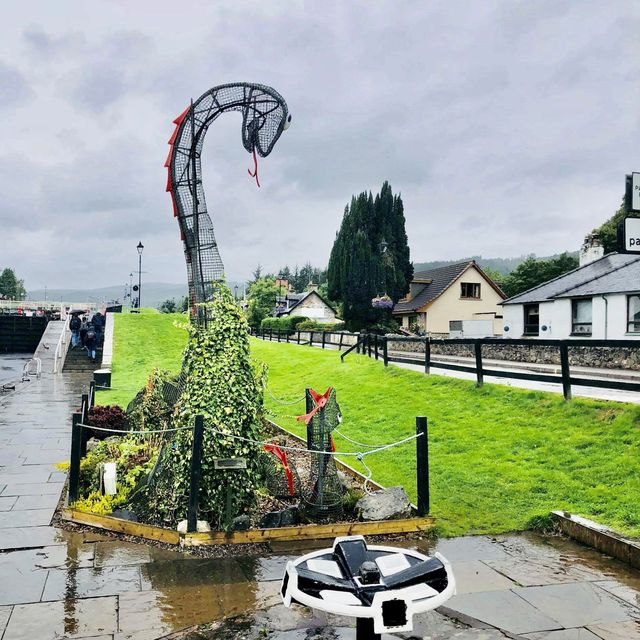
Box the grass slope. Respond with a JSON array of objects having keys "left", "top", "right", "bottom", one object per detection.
[
  {"left": 252, "top": 339, "right": 640, "bottom": 538},
  {"left": 99, "top": 312, "right": 187, "bottom": 408},
  {"left": 100, "top": 314, "right": 640, "bottom": 538}
]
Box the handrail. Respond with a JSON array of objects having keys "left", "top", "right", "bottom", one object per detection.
[{"left": 53, "top": 315, "right": 72, "bottom": 374}]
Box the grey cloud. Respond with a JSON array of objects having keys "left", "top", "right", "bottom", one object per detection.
[{"left": 0, "top": 63, "right": 33, "bottom": 107}]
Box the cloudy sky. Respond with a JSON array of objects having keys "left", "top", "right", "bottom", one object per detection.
[{"left": 1, "top": 1, "right": 638, "bottom": 290}]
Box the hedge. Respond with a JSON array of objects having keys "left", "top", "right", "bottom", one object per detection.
[{"left": 260, "top": 316, "right": 309, "bottom": 332}]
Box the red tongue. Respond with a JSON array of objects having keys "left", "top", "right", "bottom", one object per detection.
[{"left": 247, "top": 148, "right": 261, "bottom": 187}]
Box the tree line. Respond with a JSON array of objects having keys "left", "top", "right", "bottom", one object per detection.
[{"left": 0, "top": 267, "right": 26, "bottom": 300}]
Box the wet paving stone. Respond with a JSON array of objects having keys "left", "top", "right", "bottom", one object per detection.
[
  {"left": 236, "top": 554, "right": 296, "bottom": 581},
  {"left": 452, "top": 560, "right": 517, "bottom": 594},
  {"left": 0, "top": 525, "right": 66, "bottom": 550},
  {"left": 141, "top": 557, "right": 249, "bottom": 589},
  {"left": 2, "top": 596, "right": 118, "bottom": 640},
  {"left": 0, "top": 606, "right": 12, "bottom": 635},
  {"left": 12, "top": 492, "right": 61, "bottom": 511},
  {"left": 93, "top": 541, "right": 183, "bottom": 568},
  {"left": 447, "top": 589, "right": 563, "bottom": 635},
  {"left": 42, "top": 565, "right": 144, "bottom": 601},
  {"left": 514, "top": 582, "right": 638, "bottom": 629},
  {"left": 0, "top": 482, "right": 65, "bottom": 496},
  {"left": 0, "top": 544, "right": 94, "bottom": 570},
  {"left": 587, "top": 619, "right": 640, "bottom": 639},
  {"left": 524, "top": 628, "right": 602, "bottom": 639},
  {"left": 0, "top": 507, "right": 53, "bottom": 528},
  {"left": 595, "top": 580, "right": 640, "bottom": 608},
  {"left": 0, "top": 563, "right": 48, "bottom": 606},
  {"left": 0, "top": 496, "right": 17, "bottom": 511}
]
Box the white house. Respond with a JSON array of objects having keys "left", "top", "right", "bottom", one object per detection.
[
  {"left": 275, "top": 285, "right": 339, "bottom": 322},
  {"left": 502, "top": 244, "right": 640, "bottom": 340}
]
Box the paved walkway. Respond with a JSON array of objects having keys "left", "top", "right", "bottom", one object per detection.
[{"left": 0, "top": 329, "right": 639, "bottom": 639}]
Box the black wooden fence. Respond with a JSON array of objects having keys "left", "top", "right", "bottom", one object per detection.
[{"left": 254, "top": 329, "right": 640, "bottom": 400}]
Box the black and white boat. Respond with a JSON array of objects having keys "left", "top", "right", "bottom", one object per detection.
[{"left": 281, "top": 535, "right": 455, "bottom": 637}]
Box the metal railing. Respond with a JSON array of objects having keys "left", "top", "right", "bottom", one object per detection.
[
  {"left": 254, "top": 330, "right": 640, "bottom": 401},
  {"left": 53, "top": 314, "right": 72, "bottom": 374}
]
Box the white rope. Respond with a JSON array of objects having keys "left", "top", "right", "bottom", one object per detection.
[
  {"left": 265, "top": 384, "right": 305, "bottom": 405},
  {"left": 78, "top": 422, "right": 192, "bottom": 435},
  {"left": 76, "top": 421, "right": 422, "bottom": 459},
  {"left": 333, "top": 428, "right": 410, "bottom": 450},
  {"left": 357, "top": 455, "right": 374, "bottom": 494}
]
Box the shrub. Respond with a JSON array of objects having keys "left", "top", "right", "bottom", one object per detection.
[
  {"left": 296, "top": 320, "right": 345, "bottom": 332},
  {"left": 126, "top": 368, "right": 176, "bottom": 433},
  {"left": 88, "top": 405, "right": 128, "bottom": 440},
  {"left": 144, "top": 283, "right": 265, "bottom": 529},
  {"left": 260, "top": 316, "right": 308, "bottom": 333}
]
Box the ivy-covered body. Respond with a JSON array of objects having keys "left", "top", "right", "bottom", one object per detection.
[{"left": 142, "top": 284, "right": 266, "bottom": 529}]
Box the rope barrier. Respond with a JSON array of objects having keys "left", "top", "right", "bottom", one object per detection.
[
  {"left": 265, "top": 384, "right": 305, "bottom": 406},
  {"left": 75, "top": 421, "right": 421, "bottom": 458},
  {"left": 333, "top": 428, "right": 410, "bottom": 450},
  {"left": 77, "top": 423, "right": 192, "bottom": 435}
]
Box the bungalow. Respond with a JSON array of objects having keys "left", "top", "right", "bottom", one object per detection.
[
  {"left": 392, "top": 261, "right": 506, "bottom": 336},
  {"left": 502, "top": 247, "right": 640, "bottom": 340},
  {"left": 275, "top": 284, "right": 339, "bottom": 323}
]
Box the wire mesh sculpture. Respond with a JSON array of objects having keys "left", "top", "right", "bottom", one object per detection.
[
  {"left": 165, "top": 83, "right": 291, "bottom": 321},
  {"left": 298, "top": 388, "right": 345, "bottom": 520}
]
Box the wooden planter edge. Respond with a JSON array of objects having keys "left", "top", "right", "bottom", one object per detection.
[{"left": 61, "top": 508, "right": 434, "bottom": 547}]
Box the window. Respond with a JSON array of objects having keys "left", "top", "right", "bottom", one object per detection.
[
  {"left": 628, "top": 295, "right": 640, "bottom": 333},
  {"left": 571, "top": 299, "right": 592, "bottom": 335},
  {"left": 523, "top": 304, "right": 539, "bottom": 336},
  {"left": 461, "top": 282, "right": 481, "bottom": 299}
]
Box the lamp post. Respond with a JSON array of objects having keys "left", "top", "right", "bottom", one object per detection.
[
  {"left": 136, "top": 242, "right": 144, "bottom": 309},
  {"left": 234, "top": 284, "right": 239, "bottom": 300}
]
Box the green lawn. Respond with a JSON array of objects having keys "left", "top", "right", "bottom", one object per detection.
[
  {"left": 99, "top": 312, "right": 187, "bottom": 408},
  {"left": 251, "top": 339, "right": 640, "bottom": 538},
  {"left": 99, "top": 315, "right": 640, "bottom": 538}
]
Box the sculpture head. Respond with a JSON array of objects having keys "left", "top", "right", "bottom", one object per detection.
[{"left": 242, "top": 84, "right": 291, "bottom": 157}]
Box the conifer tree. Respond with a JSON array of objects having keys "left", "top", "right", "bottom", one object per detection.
[{"left": 327, "top": 182, "right": 413, "bottom": 330}]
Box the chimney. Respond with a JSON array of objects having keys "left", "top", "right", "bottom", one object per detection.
[
  {"left": 579, "top": 234, "right": 604, "bottom": 267},
  {"left": 306, "top": 281, "right": 318, "bottom": 292}
]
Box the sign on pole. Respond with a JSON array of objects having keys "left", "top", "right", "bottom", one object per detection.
[
  {"left": 623, "top": 217, "right": 640, "bottom": 254},
  {"left": 625, "top": 172, "right": 640, "bottom": 213}
]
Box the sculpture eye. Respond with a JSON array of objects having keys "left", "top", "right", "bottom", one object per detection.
[{"left": 283, "top": 113, "right": 292, "bottom": 130}]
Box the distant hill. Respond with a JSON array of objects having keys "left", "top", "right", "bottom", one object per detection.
[
  {"left": 414, "top": 253, "right": 579, "bottom": 276},
  {"left": 27, "top": 281, "right": 245, "bottom": 310}
]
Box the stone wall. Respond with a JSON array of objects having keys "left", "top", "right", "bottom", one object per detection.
[{"left": 385, "top": 335, "right": 640, "bottom": 371}]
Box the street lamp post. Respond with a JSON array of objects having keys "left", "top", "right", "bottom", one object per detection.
[
  {"left": 137, "top": 242, "right": 144, "bottom": 309},
  {"left": 234, "top": 284, "right": 239, "bottom": 300}
]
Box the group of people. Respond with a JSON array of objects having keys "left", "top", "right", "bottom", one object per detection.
[{"left": 69, "top": 311, "right": 105, "bottom": 362}]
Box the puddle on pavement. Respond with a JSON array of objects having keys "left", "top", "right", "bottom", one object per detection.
[{"left": 4, "top": 529, "right": 639, "bottom": 639}]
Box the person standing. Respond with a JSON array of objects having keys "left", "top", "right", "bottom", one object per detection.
[
  {"left": 84, "top": 325, "right": 97, "bottom": 363},
  {"left": 92, "top": 312, "right": 105, "bottom": 344},
  {"left": 70, "top": 314, "right": 81, "bottom": 347}
]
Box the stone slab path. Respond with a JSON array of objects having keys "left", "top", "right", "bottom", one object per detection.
[{"left": 0, "top": 326, "right": 639, "bottom": 639}]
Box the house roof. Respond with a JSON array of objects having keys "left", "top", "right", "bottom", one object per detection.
[
  {"left": 393, "top": 261, "right": 504, "bottom": 314},
  {"left": 502, "top": 253, "right": 640, "bottom": 305},
  {"left": 278, "top": 290, "right": 338, "bottom": 316}
]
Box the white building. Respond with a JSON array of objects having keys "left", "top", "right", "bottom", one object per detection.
[
  {"left": 275, "top": 285, "right": 339, "bottom": 323},
  {"left": 502, "top": 248, "right": 640, "bottom": 340}
]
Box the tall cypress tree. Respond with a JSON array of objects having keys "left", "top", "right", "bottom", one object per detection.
[{"left": 327, "top": 182, "right": 412, "bottom": 330}]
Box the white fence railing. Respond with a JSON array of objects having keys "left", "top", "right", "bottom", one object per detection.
[{"left": 53, "top": 315, "right": 72, "bottom": 374}]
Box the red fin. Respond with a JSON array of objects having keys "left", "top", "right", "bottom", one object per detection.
[
  {"left": 164, "top": 146, "right": 173, "bottom": 168},
  {"left": 166, "top": 170, "right": 172, "bottom": 192},
  {"left": 168, "top": 127, "right": 179, "bottom": 145},
  {"left": 173, "top": 105, "right": 190, "bottom": 126}
]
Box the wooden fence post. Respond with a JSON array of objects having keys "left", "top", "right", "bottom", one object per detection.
[
  {"left": 424, "top": 338, "right": 431, "bottom": 374},
  {"left": 309, "top": 331, "right": 314, "bottom": 346},
  {"left": 187, "top": 415, "right": 205, "bottom": 533},
  {"left": 277, "top": 329, "right": 281, "bottom": 342},
  {"left": 374, "top": 334, "right": 379, "bottom": 360},
  {"left": 89, "top": 381, "right": 95, "bottom": 407},
  {"left": 321, "top": 331, "right": 326, "bottom": 349},
  {"left": 338, "top": 332, "right": 344, "bottom": 351},
  {"left": 367, "top": 334, "right": 372, "bottom": 358},
  {"left": 383, "top": 336, "right": 388, "bottom": 367},
  {"left": 416, "top": 416, "right": 430, "bottom": 516},
  {"left": 560, "top": 342, "right": 572, "bottom": 400},
  {"left": 474, "top": 340, "right": 484, "bottom": 387},
  {"left": 68, "top": 412, "right": 83, "bottom": 504}
]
